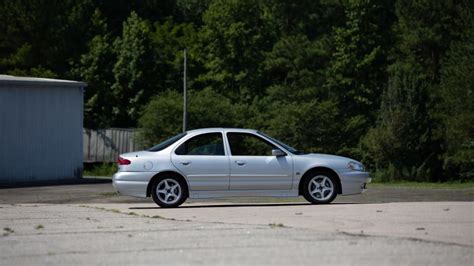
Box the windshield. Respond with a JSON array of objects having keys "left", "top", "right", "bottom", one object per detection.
[
  {"left": 256, "top": 131, "right": 305, "bottom": 155},
  {"left": 147, "top": 133, "right": 187, "bottom": 152}
]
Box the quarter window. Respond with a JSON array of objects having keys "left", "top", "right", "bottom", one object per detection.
[
  {"left": 227, "top": 133, "right": 276, "bottom": 156},
  {"left": 175, "top": 133, "right": 225, "bottom": 156}
]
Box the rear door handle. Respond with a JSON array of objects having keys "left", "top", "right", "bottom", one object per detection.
[
  {"left": 180, "top": 161, "right": 191, "bottom": 166},
  {"left": 235, "top": 160, "right": 246, "bottom": 166}
]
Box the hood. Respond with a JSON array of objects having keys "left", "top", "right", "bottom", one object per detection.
[
  {"left": 302, "top": 153, "right": 355, "bottom": 161},
  {"left": 300, "top": 153, "right": 361, "bottom": 169}
]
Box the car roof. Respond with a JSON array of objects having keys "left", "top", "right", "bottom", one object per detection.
[{"left": 186, "top": 128, "right": 258, "bottom": 134}]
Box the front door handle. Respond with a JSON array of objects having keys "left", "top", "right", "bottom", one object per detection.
[
  {"left": 180, "top": 161, "right": 191, "bottom": 166},
  {"left": 235, "top": 160, "right": 246, "bottom": 166}
]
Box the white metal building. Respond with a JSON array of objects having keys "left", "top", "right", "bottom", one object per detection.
[{"left": 0, "top": 75, "right": 85, "bottom": 185}]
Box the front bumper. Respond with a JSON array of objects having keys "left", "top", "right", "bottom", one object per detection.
[
  {"left": 112, "top": 172, "right": 154, "bottom": 198},
  {"left": 337, "top": 170, "right": 371, "bottom": 195}
]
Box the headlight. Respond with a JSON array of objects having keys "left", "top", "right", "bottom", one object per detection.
[{"left": 348, "top": 161, "right": 365, "bottom": 171}]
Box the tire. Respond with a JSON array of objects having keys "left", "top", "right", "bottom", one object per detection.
[
  {"left": 302, "top": 170, "right": 338, "bottom": 204},
  {"left": 151, "top": 176, "right": 187, "bottom": 208}
]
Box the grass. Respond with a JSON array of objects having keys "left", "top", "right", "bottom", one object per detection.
[
  {"left": 369, "top": 181, "right": 474, "bottom": 189},
  {"left": 83, "top": 163, "right": 116, "bottom": 177}
]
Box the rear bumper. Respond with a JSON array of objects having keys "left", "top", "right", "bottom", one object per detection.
[
  {"left": 112, "top": 172, "right": 154, "bottom": 198},
  {"left": 337, "top": 170, "right": 371, "bottom": 195}
]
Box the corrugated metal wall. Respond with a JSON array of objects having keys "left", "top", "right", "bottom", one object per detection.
[
  {"left": 83, "top": 128, "right": 143, "bottom": 163},
  {"left": 0, "top": 81, "right": 84, "bottom": 184}
]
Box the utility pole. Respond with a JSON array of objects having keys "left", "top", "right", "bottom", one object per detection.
[{"left": 183, "top": 49, "right": 187, "bottom": 132}]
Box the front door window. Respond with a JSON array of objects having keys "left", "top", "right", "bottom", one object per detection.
[{"left": 227, "top": 133, "right": 275, "bottom": 156}]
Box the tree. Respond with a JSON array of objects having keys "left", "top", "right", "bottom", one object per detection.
[
  {"left": 264, "top": 99, "right": 340, "bottom": 153},
  {"left": 197, "top": 0, "right": 273, "bottom": 99},
  {"left": 0, "top": 0, "right": 97, "bottom": 76},
  {"left": 71, "top": 9, "right": 116, "bottom": 129},
  {"left": 439, "top": 18, "right": 474, "bottom": 180},
  {"left": 138, "top": 88, "right": 240, "bottom": 146},
  {"left": 176, "top": 0, "right": 211, "bottom": 25},
  {"left": 389, "top": 0, "right": 473, "bottom": 180},
  {"left": 260, "top": 34, "right": 339, "bottom": 152},
  {"left": 362, "top": 63, "right": 441, "bottom": 181},
  {"left": 138, "top": 90, "right": 183, "bottom": 146},
  {"left": 264, "top": 34, "right": 330, "bottom": 96},
  {"left": 393, "top": 0, "right": 466, "bottom": 82},
  {"left": 262, "top": 0, "right": 344, "bottom": 39},
  {"left": 111, "top": 12, "right": 157, "bottom": 126},
  {"left": 150, "top": 20, "right": 199, "bottom": 93},
  {"left": 324, "top": 0, "right": 395, "bottom": 156}
]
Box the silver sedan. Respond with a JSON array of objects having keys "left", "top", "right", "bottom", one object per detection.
[{"left": 113, "top": 128, "right": 371, "bottom": 207}]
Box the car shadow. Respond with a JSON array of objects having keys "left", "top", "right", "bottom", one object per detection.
[{"left": 129, "top": 202, "right": 360, "bottom": 210}]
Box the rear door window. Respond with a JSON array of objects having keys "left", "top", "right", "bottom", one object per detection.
[{"left": 175, "top": 133, "right": 225, "bottom": 156}]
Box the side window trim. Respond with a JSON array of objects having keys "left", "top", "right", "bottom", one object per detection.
[{"left": 174, "top": 132, "right": 226, "bottom": 156}]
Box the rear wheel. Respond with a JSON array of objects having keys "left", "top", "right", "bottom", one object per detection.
[
  {"left": 302, "top": 171, "right": 338, "bottom": 204},
  {"left": 151, "top": 176, "right": 187, "bottom": 208}
]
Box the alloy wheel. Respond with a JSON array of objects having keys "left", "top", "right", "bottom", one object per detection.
[
  {"left": 308, "top": 175, "right": 334, "bottom": 201},
  {"left": 156, "top": 179, "right": 182, "bottom": 205}
]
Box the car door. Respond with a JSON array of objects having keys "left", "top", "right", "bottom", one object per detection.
[
  {"left": 171, "top": 132, "right": 230, "bottom": 191},
  {"left": 226, "top": 132, "right": 293, "bottom": 190}
]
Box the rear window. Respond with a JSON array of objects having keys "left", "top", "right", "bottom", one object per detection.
[{"left": 147, "top": 133, "right": 187, "bottom": 152}]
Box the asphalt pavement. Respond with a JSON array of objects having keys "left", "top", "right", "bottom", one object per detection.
[
  {"left": 0, "top": 180, "right": 473, "bottom": 265},
  {"left": 1, "top": 180, "right": 472, "bottom": 204}
]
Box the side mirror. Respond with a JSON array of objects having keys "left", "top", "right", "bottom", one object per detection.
[{"left": 272, "top": 149, "right": 285, "bottom": 157}]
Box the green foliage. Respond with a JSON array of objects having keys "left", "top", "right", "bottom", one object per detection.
[
  {"left": 197, "top": 0, "right": 273, "bottom": 99},
  {"left": 138, "top": 90, "right": 183, "bottom": 146},
  {"left": 324, "top": 0, "right": 395, "bottom": 157},
  {"left": 262, "top": 0, "right": 342, "bottom": 38},
  {"left": 439, "top": 19, "right": 474, "bottom": 180},
  {"left": 71, "top": 9, "right": 115, "bottom": 128},
  {"left": 112, "top": 12, "right": 157, "bottom": 126},
  {"left": 261, "top": 34, "right": 340, "bottom": 152},
  {"left": 264, "top": 99, "right": 340, "bottom": 153},
  {"left": 2, "top": 0, "right": 473, "bottom": 181},
  {"left": 394, "top": 0, "right": 466, "bottom": 81},
  {"left": 325, "top": 0, "right": 395, "bottom": 112},
  {"left": 362, "top": 63, "right": 441, "bottom": 181},
  {"left": 138, "top": 88, "right": 240, "bottom": 146},
  {"left": 0, "top": 0, "right": 96, "bottom": 76},
  {"left": 83, "top": 163, "right": 117, "bottom": 177},
  {"left": 176, "top": 0, "right": 211, "bottom": 25},
  {"left": 150, "top": 20, "right": 199, "bottom": 92},
  {"left": 264, "top": 34, "right": 331, "bottom": 93}
]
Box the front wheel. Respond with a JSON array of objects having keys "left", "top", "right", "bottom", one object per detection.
[
  {"left": 302, "top": 171, "right": 338, "bottom": 204},
  {"left": 151, "top": 176, "right": 187, "bottom": 208}
]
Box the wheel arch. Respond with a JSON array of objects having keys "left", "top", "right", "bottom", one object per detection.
[
  {"left": 146, "top": 171, "right": 189, "bottom": 198},
  {"left": 298, "top": 167, "right": 342, "bottom": 195}
]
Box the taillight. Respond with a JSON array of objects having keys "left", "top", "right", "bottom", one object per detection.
[{"left": 117, "top": 157, "right": 131, "bottom": 165}]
